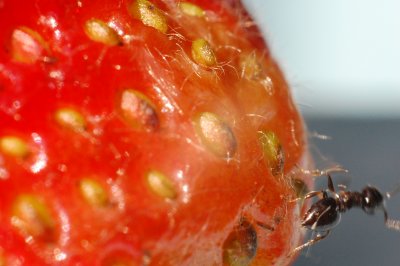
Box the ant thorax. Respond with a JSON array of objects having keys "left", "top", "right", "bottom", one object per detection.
[{"left": 336, "top": 190, "right": 363, "bottom": 212}]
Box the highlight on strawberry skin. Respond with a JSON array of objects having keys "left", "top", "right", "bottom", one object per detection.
[{"left": 0, "top": 0, "right": 313, "bottom": 265}]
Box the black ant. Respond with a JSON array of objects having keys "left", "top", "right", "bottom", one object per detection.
[{"left": 289, "top": 173, "right": 400, "bottom": 256}]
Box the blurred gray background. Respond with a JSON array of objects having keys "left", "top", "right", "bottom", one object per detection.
[
  {"left": 243, "top": 1, "right": 400, "bottom": 265},
  {"left": 244, "top": 0, "right": 400, "bottom": 119}
]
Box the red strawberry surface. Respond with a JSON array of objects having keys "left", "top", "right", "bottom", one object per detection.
[{"left": 0, "top": 0, "right": 312, "bottom": 265}]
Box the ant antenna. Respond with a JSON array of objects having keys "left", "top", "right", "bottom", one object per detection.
[{"left": 295, "top": 165, "right": 348, "bottom": 177}]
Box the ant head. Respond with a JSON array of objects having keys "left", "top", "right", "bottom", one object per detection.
[
  {"left": 302, "top": 197, "right": 340, "bottom": 230},
  {"left": 361, "top": 186, "right": 384, "bottom": 214}
]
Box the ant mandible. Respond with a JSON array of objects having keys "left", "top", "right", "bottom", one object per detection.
[{"left": 290, "top": 173, "right": 400, "bottom": 256}]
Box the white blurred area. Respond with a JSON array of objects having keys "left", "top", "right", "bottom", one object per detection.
[{"left": 243, "top": 0, "right": 400, "bottom": 118}]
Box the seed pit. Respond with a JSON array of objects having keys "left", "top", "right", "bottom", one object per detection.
[
  {"left": 129, "top": 0, "right": 168, "bottom": 33},
  {"left": 258, "top": 131, "right": 284, "bottom": 176},
  {"left": 84, "top": 19, "right": 122, "bottom": 46},
  {"left": 222, "top": 219, "right": 257, "bottom": 266},
  {"left": 118, "top": 89, "right": 159, "bottom": 132},
  {"left": 146, "top": 170, "right": 177, "bottom": 200},
  {"left": 191, "top": 39, "right": 217, "bottom": 67},
  {"left": 194, "top": 112, "right": 236, "bottom": 158}
]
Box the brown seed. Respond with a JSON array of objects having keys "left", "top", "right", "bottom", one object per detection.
[
  {"left": 146, "top": 170, "right": 177, "bottom": 200},
  {"left": 0, "top": 136, "right": 29, "bottom": 158},
  {"left": 11, "top": 194, "right": 55, "bottom": 241},
  {"left": 84, "top": 19, "right": 122, "bottom": 46},
  {"left": 129, "top": 0, "right": 168, "bottom": 33},
  {"left": 118, "top": 89, "right": 159, "bottom": 131},
  {"left": 55, "top": 108, "right": 86, "bottom": 132},
  {"left": 179, "top": 2, "right": 205, "bottom": 17},
  {"left": 10, "top": 27, "right": 49, "bottom": 64},
  {"left": 191, "top": 39, "right": 217, "bottom": 67},
  {"left": 222, "top": 220, "right": 257, "bottom": 266},
  {"left": 258, "top": 131, "right": 284, "bottom": 176},
  {"left": 79, "top": 178, "right": 108, "bottom": 207},
  {"left": 194, "top": 112, "right": 236, "bottom": 158}
]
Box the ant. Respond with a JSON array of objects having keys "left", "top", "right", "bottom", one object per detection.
[{"left": 289, "top": 172, "right": 400, "bottom": 256}]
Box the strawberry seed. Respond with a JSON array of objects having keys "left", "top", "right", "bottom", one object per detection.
[
  {"left": 129, "top": 0, "right": 168, "bottom": 33},
  {"left": 84, "top": 19, "right": 122, "bottom": 46}
]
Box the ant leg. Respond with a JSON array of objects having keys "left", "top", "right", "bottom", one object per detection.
[
  {"left": 305, "top": 191, "right": 326, "bottom": 200},
  {"left": 288, "top": 230, "right": 330, "bottom": 257},
  {"left": 290, "top": 190, "right": 325, "bottom": 203},
  {"left": 383, "top": 208, "right": 400, "bottom": 231}
]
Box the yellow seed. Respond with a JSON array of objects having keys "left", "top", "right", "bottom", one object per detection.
[
  {"left": 222, "top": 220, "right": 257, "bottom": 266},
  {"left": 179, "top": 2, "right": 205, "bottom": 17},
  {"left": 118, "top": 89, "right": 159, "bottom": 131},
  {"left": 0, "top": 136, "right": 29, "bottom": 158},
  {"left": 191, "top": 39, "right": 217, "bottom": 67},
  {"left": 146, "top": 170, "right": 177, "bottom": 199},
  {"left": 84, "top": 19, "right": 122, "bottom": 46},
  {"left": 11, "top": 194, "right": 55, "bottom": 241},
  {"left": 194, "top": 112, "right": 236, "bottom": 158},
  {"left": 11, "top": 26, "right": 49, "bottom": 64},
  {"left": 129, "top": 0, "right": 168, "bottom": 33},
  {"left": 258, "top": 131, "right": 284, "bottom": 176},
  {"left": 79, "top": 178, "right": 108, "bottom": 207},
  {"left": 55, "top": 108, "right": 86, "bottom": 132}
]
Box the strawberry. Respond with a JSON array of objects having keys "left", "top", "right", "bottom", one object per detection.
[{"left": 0, "top": 0, "right": 312, "bottom": 265}]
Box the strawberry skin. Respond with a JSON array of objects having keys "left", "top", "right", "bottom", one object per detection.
[{"left": 0, "top": 0, "right": 312, "bottom": 265}]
